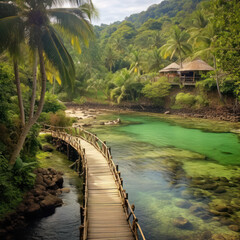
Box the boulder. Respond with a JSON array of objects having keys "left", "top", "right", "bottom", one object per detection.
[
  {"left": 42, "top": 145, "right": 54, "bottom": 152},
  {"left": 40, "top": 195, "right": 62, "bottom": 210},
  {"left": 61, "top": 188, "right": 70, "bottom": 193},
  {"left": 175, "top": 200, "right": 192, "bottom": 209},
  {"left": 26, "top": 203, "right": 41, "bottom": 215},
  {"left": 214, "top": 187, "right": 226, "bottom": 194},
  {"left": 172, "top": 217, "right": 191, "bottom": 229},
  {"left": 228, "top": 225, "right": 240, "bottom": 232}
]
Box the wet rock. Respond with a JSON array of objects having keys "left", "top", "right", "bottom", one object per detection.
[
  {"left": 181, "top": 190, "right": 193, "bottom": 199},
  {"left": 201, "top": 183, "right": 218, "bottom": 190},
  {"left": 40, "top": 195, "right": 62, "bottom": 210},
  {"left": 215, "top": 205, "right": 229, "bottom": 212},
  {"left": 61, "top": 188, "right": 70, "bottom": 193},
  {"left": 172, "top": 217, "right": 192, "bottom": 229},
  {"left": 175, "top": 200, "right": 192, "bottom": 209},
  {"left": 56, "top": 175, "right": 63, "bottom": 188},
  {"left": 214, "top": 186, "right": 226, "bottom": 194},
  {"left": 26, "top": 203, "right": 41, "bottom": 215},
  {"left": 211, "top": 234, "right": 226, "bottom": 240},
  {"left": 189, "top": 205, "right": 206, "bottom": 214},
  {"left": 228, "top": 225, "right": 240, "bottom": 232},
  {"left": 200, "top": 231, "right": 212, "bottom": 240},
  {"left": 220, "top": 177, "right": 229, "bottom": 182},
  {"left": 42, "top": 145, "right": 54, "bottom": 152}
]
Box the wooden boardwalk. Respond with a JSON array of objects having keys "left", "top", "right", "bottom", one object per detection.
[
  {"left": 81, "top": 140, "right": 134, "bottom": 239},
  {"left": 43, "top": 125, "right": 146, "bottom": 240}
]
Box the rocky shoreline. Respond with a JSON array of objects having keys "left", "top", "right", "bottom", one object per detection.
[
  {"left": 0, "top": 167, "right": 67, "bottom": 239},
  {"left": 64, "top": 102, "right": 240, "bottom": 122}
]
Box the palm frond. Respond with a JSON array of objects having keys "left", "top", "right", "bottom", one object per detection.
[
  {"left": 0, "top": 2, "right": 19, "bottom": 19},
  {"left": 42, "top": 26, "right": 75, "bottom": 90},
  {"left": 48, "top": 7, "right": 94, "bottom": 45},
  {"left": 0, "top": 16, "right": 24, "bottom": 56}
]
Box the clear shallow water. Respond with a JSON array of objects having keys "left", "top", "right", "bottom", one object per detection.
[
  {"left": 91, "top": 113, "right": 240, "bottom": 240},
  {"left": 18, "top": 148, "right": 82, "bottom": 240}
]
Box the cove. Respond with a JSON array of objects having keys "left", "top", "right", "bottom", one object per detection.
[{"left": 90, "top": 113, "right": 240, "bottom": 240}]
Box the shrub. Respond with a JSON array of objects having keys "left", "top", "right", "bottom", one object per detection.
[
  {"left": 49, "top": 110, "right": 74, "bottom": 127},
  {"left": 195, "top": 95, "right": 208, "bottom": 108},
  {"left": 175, "top": 93, "right": 196, "bottom": 107},
  {"left": 43, "top": 92, "right": 66, "bottom": 113},
  {"left": 142, "top": 76, "right": 171, "bottom": 100},
  {"left": 73, "top": 96, "right": 87, "bottom": 105}
]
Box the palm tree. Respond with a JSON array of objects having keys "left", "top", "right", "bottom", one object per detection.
[
  {"left": 160, "top": 26, "right": 192, "bottom": 68},
  {"left": 148, "top": 47, "right": 166, "bottom": 72},
  {"left": 0, "top": 0, "right": 95, "bottom": 165},
  {"left": 190, "top": 20, "right": 223, "bottom": 101},
  {"left": 104, "top": 47, "right": 117, "bottom": 72},
  {"left": 129, "top": 50, "right": 142, "bottom": 75},
  {"left": 188, "top": 10, "right": 209, "bottom": 45}
]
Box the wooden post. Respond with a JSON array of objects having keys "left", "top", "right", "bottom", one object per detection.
[
  {"left": 67, "top": 143, "right": 70, "bottom": 159},
  {"left": 121, "top": 177, "right": 123, "bottom": 186},
  {"left": 116, "top": 165, "right": 119, "bottom": 172},
  {"left": 80, "top": 206, "right": 84, "bottom": 223},
  {"left": 79, "top": 225, "right": 84, "bottom": 240}
]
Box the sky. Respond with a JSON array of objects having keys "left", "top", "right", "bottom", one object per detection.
[{"left": 92, "top": 0, "right": 163, "bottom": 25}]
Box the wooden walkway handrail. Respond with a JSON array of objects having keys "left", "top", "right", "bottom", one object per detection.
[{"left": 42, "top": 124, "right": 146, "bottom": 240}]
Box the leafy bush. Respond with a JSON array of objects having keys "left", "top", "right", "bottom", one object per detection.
[
  {"left": 49, "top": 110, "right": 74, "bottom": 127},
  {"left": 73, "top": 96, "right": 87, "bottom": 105},
  {"left": 174, "top": 93, "right": 208, "bottom": 108},
  {"left": 57, "top": 92, "right": 72, "bottom": 102},
  {"left": 0, "top": 155, "right": 36, "bottom": 218},
  {"left": 196, "top": 77, "right": 216, "bottom": 91},
  {"left": 42, "top": 92, "right": 66, "bottom": 113},
  {"left": 142, "top": 77, "right": 171, "bottom": 100},
  {"left": 175, "top": 93, "right": 196, "bottom": 107},
  {"left": 195, "top": 95, "right": 208, "bottom": 108}
]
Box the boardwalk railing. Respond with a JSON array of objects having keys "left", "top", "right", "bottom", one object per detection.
[{"left": 43, "top": 124, "right": 146, "bottom": 240}]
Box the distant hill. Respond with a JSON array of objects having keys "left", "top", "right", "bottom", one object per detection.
[{"left": 125, "top": 0, "right": 203, "bottom": 27}]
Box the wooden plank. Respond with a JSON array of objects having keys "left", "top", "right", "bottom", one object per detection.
[{"left": 71, "top": 138, "right": 134, "bottom": 240}]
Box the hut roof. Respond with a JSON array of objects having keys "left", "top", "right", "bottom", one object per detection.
[
  {"left": 179, "top": 59, "right": 214, "bottom": 72},
  {"left": 159, "top": 62, "right": 180, "bottom": 73}
]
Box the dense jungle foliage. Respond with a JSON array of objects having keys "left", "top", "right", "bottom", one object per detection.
[{"left": 52, "top": 0, "right": 240, "bottom": 107}]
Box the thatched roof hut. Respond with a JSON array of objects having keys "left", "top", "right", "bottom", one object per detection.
[
  {"left": 179, "top": 59, "right": 214, "bottom": 72},
  {"left": 159, "top": 62, "right": 180, "bottom": 73}
]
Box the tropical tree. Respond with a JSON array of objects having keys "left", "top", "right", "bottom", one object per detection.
[
  {"left": 104, "top": 47, "right": 117, "bottom": 72},
  {"left": 213, "top": 0, "right": 240, "bottom": 100},
  {"left": 191, "top": 21, "right": 223, "bottom": 101},
  {"left": 148, "top": 47, "right": 166, "bottom": 72},
  {"left": 0, "top": 0, "right": 95, "bottom": 165},
  {"left": 129, "top": 50, "right": 142, "bottom": 75},
  {"left": 188, "top": 10, "right": 209, "bottom": 46},
  {"left": 160, "top": 26, "right": 192, "bottom": 68}
]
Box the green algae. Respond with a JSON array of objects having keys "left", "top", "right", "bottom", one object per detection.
[
  {"left": 37, "top": 134, "right": 83, "bottom": 201},
  {"left": 87, "top": 112, "right": 240, "bottom": 240}
]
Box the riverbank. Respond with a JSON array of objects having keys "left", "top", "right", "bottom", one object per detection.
[
  {"left": 0, "top": 167, "right": 64, "bottom": 238},
  {"left": 64, "top": 102, "right": 240, "bottom": 122},
  {"left": 0, "top": 134, "right": 82, "bottom": 239}
]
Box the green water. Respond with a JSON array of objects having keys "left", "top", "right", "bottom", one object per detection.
[{"left": 90, "top": 113, "right": 240, "bottom": 240}]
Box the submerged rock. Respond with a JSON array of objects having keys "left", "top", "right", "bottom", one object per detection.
[
  {"left": 172, "top": 217, "right": 192, "bottom": 229},
  {"left": 175, "top": 200, "right": 192, "bottom": 209},
  {"left": 228, "top": 225, "right": 240, "bottom": 232}
]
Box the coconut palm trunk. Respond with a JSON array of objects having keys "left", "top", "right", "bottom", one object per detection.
[
  {"left": 213, "top": 56, "right": 223, "bottom": 102},
  {"left": 13, "top": 59, "right": 25, "bottom": 126},
  {"left": 29, "top": 48, "right": 38, "bottom": 118},
  {"left": 9, "top": 48, "right": 47, "bottom": 165}
]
